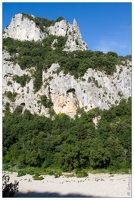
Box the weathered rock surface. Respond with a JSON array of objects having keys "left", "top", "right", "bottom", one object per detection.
[
  {"left": 2, "top": 50, "right": 131, "bottom": 118},
  {"left": 3, "top": 13, "right": 45, "bottom": 41},
  {"left": 2, "top": 13, "right": 131, "bottom": 118},
  {"left": 3, "top": 13, "right": 87, "bottom": 51}
]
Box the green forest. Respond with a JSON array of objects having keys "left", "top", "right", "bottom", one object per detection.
[{"left": 3, "top": 98, "right": 131, "bottom": 176}]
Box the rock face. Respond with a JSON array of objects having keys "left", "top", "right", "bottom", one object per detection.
[
  {"left": 3, "top": 13, "right": 87, "bottom": 51},
  {"left": 48, "top": 18, "right": 87, "bottom": 51},
  {"left": 3, "top": 13, "right": 45, "bottom": 41},
  {"left": 2, "top": 13, "right": 132, "bottom": 118},
  {"left": 2, "top": 50, "right": 131, "bottom": 118}
]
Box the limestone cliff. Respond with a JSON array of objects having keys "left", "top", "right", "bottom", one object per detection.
[
  {"left": 3, "top": 13, "right": 87, "bottom": 51},
  {"left": 48, "top": 18, "right": 87, "bottom": 51},
  {"left": 2, "top": 13, "right": 131, "bottom": 118},
  {"left": 2, "top": 50, "right": 131, "bottom": 118}
]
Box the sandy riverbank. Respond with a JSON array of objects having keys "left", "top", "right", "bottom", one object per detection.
[{"left": 2, "top": 171, "right": 132, "bottom": 198}]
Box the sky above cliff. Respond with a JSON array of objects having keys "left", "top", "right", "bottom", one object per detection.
[{"left": 2, "top": 1, "right": 132, "bottom": 56}]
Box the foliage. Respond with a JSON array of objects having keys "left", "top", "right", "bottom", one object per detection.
[
  {"left": 75, "top": 170, "right": 88, "bottom": 178},
  {"left": 54, "top": 172, "right": 62, "bottom": 178},
  {"left": 2, "top": 98, "right": 131, "bottom": 173},
  {"left": 21, "top": 13, "right": 64, "bottom": 31},
  {"left": 40, "top": 95, "right": 53, "bottom": 108},
  {"left": 118, "top": 55, "right": 132, "bottom": 65},
  {"left": 13, "top": 74, "right": 31, "bottom": 87},
  {"left": 2, "top": 28, "right": 132, "bottom": 173},
  {"left": 3, "top": 36, "right": 67, "bottom": 91},
  {"left": 3, "top": 36, "right": 131, "bottom": 92},
  {"left": 17, "top": 170, "right": 26, "bottom": 177},
  {"left": 5, "top": 91, "right": 17, "bottom": 102},
  {"left": 33, "top": 173, "right": 44, "bottom": 180}
]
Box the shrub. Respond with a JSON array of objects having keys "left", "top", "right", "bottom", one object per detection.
[
  {"left": 17, "top": 170, "right": 26, "bottom": 177},
  {"left": 54, "top": 172, "right": 62, "bottom": 178},
  {"left": 33, "top": 173, "right": 44, "bottom": 180},
  {"left": 5, "top": 91, "right": 17, "bottom": 102},
  {"left": 76, "top": 170, "right": 88, "bottom": 178},
  {"left": 40, "top": 95, "right": 53, "bottom": 108},
  {"left": 13, "top": 74, "right": 31, "bottom": 87}
]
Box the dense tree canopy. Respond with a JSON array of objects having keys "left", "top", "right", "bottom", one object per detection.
[{"left": 3, "top": 98, "right": 131, "bottom": 172}]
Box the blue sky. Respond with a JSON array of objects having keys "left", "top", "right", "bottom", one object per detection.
[{"left": 2, "top": 1, "right": 132, "bottom": 56}]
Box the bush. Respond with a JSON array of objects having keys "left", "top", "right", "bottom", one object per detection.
[
  {"left": 13, "top": 74, "right": 31, "bottom": 87},
  {"left": 48, "top": 171, "right": 54, "bottom": 176},
  {"left": 76, "top": 170, "right": 88, "bottom": 178},
  {"left": 40, "top": 95, "right": 53, "bottom": 108},
  {"left": 5, "top": 91, "right": 17, "bottom": 102},
  {"left": 54, "top": 172, "right": 62, "bottom": 178},
  {"left": 17, "top": 170, "right": 26, "bottom": 177},
  {"left": 33, "top": 173, "right": 44, "bottom": 180}
]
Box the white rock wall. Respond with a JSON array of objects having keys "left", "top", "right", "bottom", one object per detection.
[
  {"left": 3, "top": 13, "right": 45, "bottom": 41},
  {"left": 48, "top": 18, "right": 87, "bottom": 51},
  {"left": 3, "top": 13, "right": 87, "bottom": 51},
  {"left": 2, "top": 51, "right": 132, "bottom": 118}
]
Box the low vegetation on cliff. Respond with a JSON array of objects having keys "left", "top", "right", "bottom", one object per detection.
[{"left": 3, "top": 37, "right": 131, "bottom": 92}]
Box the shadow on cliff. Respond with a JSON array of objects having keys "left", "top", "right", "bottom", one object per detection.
[{"left": 15, "top": 191, "right": 102, "bottom": 198}]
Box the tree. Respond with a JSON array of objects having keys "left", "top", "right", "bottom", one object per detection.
[{"left": 89, "top": 138, "right": 111, "bottom": 168}]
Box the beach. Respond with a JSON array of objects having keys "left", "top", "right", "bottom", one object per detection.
[{"left": 2, "top": 171, "right": 132, "bottom": 198}]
